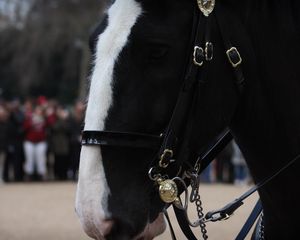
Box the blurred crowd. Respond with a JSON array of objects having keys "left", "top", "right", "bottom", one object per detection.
[
  {"left": 0, "top": 96, "right": 85, "bottom": 182},
  {"left": 201, "top": 141, "right": 251, "bottom": 186},
  {"left": 0, "top": 96, "right": 250, "bottom": 185}
]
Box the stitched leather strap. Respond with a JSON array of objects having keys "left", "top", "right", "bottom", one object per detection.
[
  {"left": 214, "top": 2, "right": 246, "bottom": 94},
  {"left": 82, "top": 131, "right": 162, "bottom": 149}
]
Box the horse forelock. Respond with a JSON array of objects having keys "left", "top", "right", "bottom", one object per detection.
[{"left": 76, "top": 0, "right": 142, "bottom": 238}]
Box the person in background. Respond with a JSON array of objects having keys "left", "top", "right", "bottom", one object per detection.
[
  {"left": 215, "top": 141, "right": 234, "bottom": 183},
  {"left": 231, "top": 141, "right": 249, "bottom": 186},
  {"left": 6, "top": 99, "right": 25, "bottom": 181},
  {"left": 68, "top": 100, "right": 85, "bottom": 180},
  {"left": 50, "top": 105, "right": 70, "bottom": 180},
  {"left": 200, "top": 161, "right": 216, "bottom": 183},
  {"left": 43, "top": 98, "right": 57, "bottom": 127},
  {"left": 23, "top": 98, "right": 34, "bottom": 118},
  {"left": 43, "top": 99, "right": 57, "bottom": 180},
  {"left": 0, "top": 105, "right": 10, "bottom": 182},
  {"left": 23, "top": 105, "right": 50, "bottom": 181}
]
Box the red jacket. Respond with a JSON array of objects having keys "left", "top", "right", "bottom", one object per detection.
[{"left": 23, "top": 113, "right": 55, "bottom": 143}]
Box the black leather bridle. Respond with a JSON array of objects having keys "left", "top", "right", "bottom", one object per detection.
[
  {"left": 81, "top": 0, "right": 244, "bottom": 175},
  {"left": 81, "top": 1, "right": 300, "bottom": 239},
  {"left": 81, "top": 1, "right": 248, "bottom": 239}
]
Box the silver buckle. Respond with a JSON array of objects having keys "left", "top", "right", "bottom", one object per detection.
[
  {"left": 226, "top": 47, "right": 242, "bottom": 68},
  {"left": 159, "top": 149, "right": 174, "bottom": 168},
  {"left": 193, "top": 46, "right": 204, "bottom": 67}
]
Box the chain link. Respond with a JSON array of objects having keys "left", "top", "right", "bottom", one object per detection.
[
  {"left": 259, "top": 212, "right": 264, "bottom": 240},
  {"left": 195, "top": 193, "right": 208, "bottom": 239},
  {"left": 190, "top": 177, "right": 208, "bottom": 240}
]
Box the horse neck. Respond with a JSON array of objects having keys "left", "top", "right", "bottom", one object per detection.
[
  {"left": 229, "top": 0, "right": 300, "bottom": 180},
  {"left": 229, "top": 74, "right": 300, "bottom": 238},
  {"left": 228, "top": 16, "right": 300, "bottom": 235}
]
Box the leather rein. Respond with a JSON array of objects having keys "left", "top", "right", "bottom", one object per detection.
[{"left": 81, "top": 1, "right": 298, "bottom": 239}]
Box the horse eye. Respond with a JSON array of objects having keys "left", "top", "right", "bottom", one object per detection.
[{"left": 148, "top": 46, "right": 169, "bottom": 61}]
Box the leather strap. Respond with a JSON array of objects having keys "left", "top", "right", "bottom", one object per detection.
[
  {"left": 173, "top": 152, "right": 299, "bottom": 240},
  {"left": 198, "top": 129, "right": 233, "bottom": 171},
  {"left": 214, "top": 3, "right": 245, "bottom": 94},
  {"left": 173, "top": 130, "right": 232, "bottom": 240},
  {"left": 164, "top": 208, "right": 178, "bottom": 240},
  {"left": 82, "top": 131, "right": 161, "bottom": 149},
  {"left": 235, "top": 200, "right": 262, "bottom": 240},
  {"left": 173, "top": 206, "right": 198, "bottom": 240},
  {"left": 204, "top": 152, "right": 300, "bottom": 222},
  {"left": 158, "top": 10, "right": 206, "bottom": 158}
]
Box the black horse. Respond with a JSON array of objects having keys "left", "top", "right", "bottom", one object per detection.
[{"left": 75, "top": 0, "right": 300, "bottom": 239}]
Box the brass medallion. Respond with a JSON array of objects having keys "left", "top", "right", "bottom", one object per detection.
[
  {"left": 158, "top": 179, "right": 178, "bottom": 203},
  {"left": 197, "top": 0, "right": 216, "bottom": 17}
]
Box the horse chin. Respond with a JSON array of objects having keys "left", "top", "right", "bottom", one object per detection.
[{"left": 134, "top": 213, "right": 166, "bottom": 240}]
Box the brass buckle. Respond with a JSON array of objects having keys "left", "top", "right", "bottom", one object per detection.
[
  {"left": 159, "top": 149, "right": 173, "bottom": 168},
  {"left": 193, "top": 46, "right": 204, "bottom": 67},
  {"left": 226, "top": 47, "right": 242, "bottom": 68}
]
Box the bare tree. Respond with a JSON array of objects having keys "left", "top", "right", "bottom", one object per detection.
[{"left": 0, "top": 0, "right": 108, "bottom": 102}]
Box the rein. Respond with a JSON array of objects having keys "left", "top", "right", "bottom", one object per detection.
[
  {"left": 171, "top": 152, "right": 300, "bottom": 240},
  {"left": 80, "top": 0, "right": 297, "bottom": 239}
]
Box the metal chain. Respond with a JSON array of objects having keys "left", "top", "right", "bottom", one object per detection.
[
  {"left": 190, "top": 176, "right": 208, "bottom": 240},
  {"left": 195, "top": 193, "right": 208, "bottom": 239},
  {"left": 258, "top": 212, "right": 265, "bottom": 240}
]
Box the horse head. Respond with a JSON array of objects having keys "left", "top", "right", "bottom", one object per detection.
[{"left": 75, "top": 0, "right": 255, "bottom": 239}]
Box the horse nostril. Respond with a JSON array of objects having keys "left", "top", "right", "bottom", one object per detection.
[
  {"left": 105, "top": 218, "right": 136, "bottom": 240},
  {"left": 101, "top": 219, "right": 114, "bottom": 237}
]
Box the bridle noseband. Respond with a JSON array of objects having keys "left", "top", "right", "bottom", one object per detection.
[{"left": 82, "top": 131, "right": 162, "bottom": 149}]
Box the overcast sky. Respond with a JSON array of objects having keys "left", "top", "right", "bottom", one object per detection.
[{"left": 0, "top": 0, "right": 32, "bottom": 20}]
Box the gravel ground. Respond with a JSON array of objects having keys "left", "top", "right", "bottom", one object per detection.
[{"left": 0, "top": 182, "right": 258, "bottom": 240}]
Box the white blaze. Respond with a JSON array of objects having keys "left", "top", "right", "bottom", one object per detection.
[{"left": 75, "top": 0, "right": 142, "bottom": 238}]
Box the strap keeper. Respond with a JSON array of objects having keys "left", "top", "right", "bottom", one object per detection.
[{"left": 226, "top": 47, "right": 242, "bottom": 67}]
